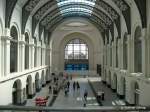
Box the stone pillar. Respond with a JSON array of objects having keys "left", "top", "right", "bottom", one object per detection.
[
  {"left": 107, "top": 44, "right": 110, "bottom": 67},
  {"left": 0, "top": 36, "right": 1, "bottom": 77},
  {"left": 141, "top": 31, "right": 148, "bottom": 77},
  {"left": 19, "top": 40, "right": 25, "bottom": 71},
  {"left": 112, "top": 42, "right": 116, "bottom": 68},
  {"left": 128, "top": 36, "right": 134, "bottom": 73},
  {"left": 1, "top": 37, "right": 5, "bottom": 77},
  {"left": 1, "top": 35, "right": 11, "bottom": 76},
  {"left": 39, "top": 47, "right": 42, "bottom": 66},
  {"left": 31, "top": 44, "right": 34, "bottom": 68},
  {"left": 28, "top": 44, "right": 31, "bottom": 69},
  {"left": 37, "top": 46, "right": 40, "bottom": 67},
  {"left": 120, "top": 39, "right": 124, "bottom": 69},
  {"left": 30, "top": 44, "right": 34, "bottom": 68},
  {"left": 148, "top": 37, "right": 150, "bottom": 77},
  {"left": 118, "top": 39, "right": 121, "bottom": 69}
]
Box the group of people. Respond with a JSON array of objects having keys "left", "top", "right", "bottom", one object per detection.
[
  {"left": 73, "top": 81, "right": 80, "bottom": 91},
  {"left": 63, "top": 80, "right": 81, "bottom": 96}
]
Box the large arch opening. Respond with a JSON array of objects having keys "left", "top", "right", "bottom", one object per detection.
[
  {"left": 12, "top": 79, "right": 22, "bottom": 105},
  {"left": 123, "top": 33, "right": 128, "bottom": 70},
  {"left": 41, "top": 70, "right": 46, "bottom": 87},
  {"left": 134, "top": 26, "right": 142, "bottom": 73},
  {"left": 121, "top": 77, "right": 126, "bottom": 98},
  {"left": 108, "top": 71, "right": 111, "bottom": 87},
  {"left": 64, "top": 38, "right": 89, "bottom": 71},
  {"left": 34, "top": 38, "right": 37, "bottom": 67},
  {"left": 134, "top": 82, "right": 140, "bottom": 105},
  {"left": 113, "top": 73, "right": 117, "bottom": 91},
  {"left": 25, "top": 32, "right": 29, "bottom": 69},
  {"left": 10, "top": 26, "right": 18, "bottom": 73},
  {"left": 26, "top": 75, "right": 32, "bottom": 98},
  {"left": 35, "top": 72, "right": 40, "bottom": 92},
  {"left": 46, "top": 69, "right": 50, "bottom": 83}
]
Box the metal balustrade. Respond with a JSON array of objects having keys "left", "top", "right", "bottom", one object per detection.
[
  {"left": 0, "top": 106, "right": 149, "bottom": 112},
  {"left": 63, "top": 70, "right": 98, "bottom": 77}
]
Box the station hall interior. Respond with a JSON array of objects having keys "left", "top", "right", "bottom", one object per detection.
[{"left": 0, "top": 0, "right": 150, "bottom": 111}]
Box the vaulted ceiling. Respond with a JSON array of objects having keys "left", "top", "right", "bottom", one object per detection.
[{"left": 5, "top": 0, "right": 146, "bottom": 44}]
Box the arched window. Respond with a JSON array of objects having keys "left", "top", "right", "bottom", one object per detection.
[
  {"left": 10, "top": 26, "right": 18, "bottom": 73},
  {"left": 25, "top": 33, "right": 29, "bottom": 69},
  {"left": 65, "top": 38, "right": 88, "bottom": 70},
  {"left": 134, "top": 26, "right": 142, "bottom": 73},
  {"left": 34, "top": 39, "right": 37, "bottom": 67},
  {"left": 123, "top": 33, "right": 128, "bottom": 69}
]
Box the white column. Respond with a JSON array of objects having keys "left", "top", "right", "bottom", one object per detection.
[
  {"left": 32, "top": 44, "right": 34, "bottom": 68},
  {"left": 148, "top": 37, "right": 150, "bottom": 77},
  {"left": 19, "top": 41, "right": 25, "bottom": 71},
  {"left": 107, "top": 44, "right": 110, "bottom": 67},
  {"left": 118, "top": 39, "right": 123, "bottom": 69},
  {"left": 127, "top": 36, "right": 134, "bottom": 73},
  {"left": 1, "top": 36, "right": 11, "bottom": 76},
  {"left": 112, "top": 42, "right": 116, "bottom": 68},
  {"left": 120, "top": 40, "right": 124, "bottom": 69},
  {"left": 0, "top": 36, "right": 2, "bottom": 77},
  {"left": 142, "top": 35, "right": 148, "bottom": 77},
  {"left": 36, "top": 46, "right": 39, "bottom": 67},
  {"left": 30, "top": 44, "right": 34, "bottom": 69}
]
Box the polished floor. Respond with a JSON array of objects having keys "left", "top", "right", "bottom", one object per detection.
[{"left": 25, "top": 76, "right": 125, "bottom": 107}]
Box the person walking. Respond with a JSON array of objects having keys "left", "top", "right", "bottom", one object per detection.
[
  {"left": 49, "top": 85, "right": 52, "bottom": 93},
  {"left": 84, "top": 89, "right": 88, "bottom": 101},
  {"left": 76, "top": 81, "right": 80, "bottom": 90},
  {"left": 73, "top": 81, "right": 76, "bottom": 91},
  {"left": 67, "top": 81, "right": 70, "bottom": 89}
]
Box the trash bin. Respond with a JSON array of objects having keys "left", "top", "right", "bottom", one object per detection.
[
  {"left": 97, "top": 91, "right": 104, "bottom": 101},
  {"left": 101, "top": 92, "right": 104, "bottom": 100}
]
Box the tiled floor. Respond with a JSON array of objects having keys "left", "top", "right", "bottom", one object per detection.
[
  {"left": 4, "top": 76, "right": 126, "bottom": 112},
  {"left": 88, "top": 77, "right": 126, "bottom": 106},
  {"left": 25, "top": 76, "right": 125, "bottom": 107},
  {"left": 53, "top": 77, "right": 99, "bottom": 107}
]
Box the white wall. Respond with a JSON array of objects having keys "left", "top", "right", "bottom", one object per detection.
[{"left": 50, "top": 18, "right": 103, "bottom": 72}]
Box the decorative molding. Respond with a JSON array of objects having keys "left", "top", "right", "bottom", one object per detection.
[
  {"left": 25, "top": 0, "right": 40, "bottom": 12},
  {"left": 96, "top": 0, "right": 119, "bottom": 20},
  {"left": 34, "top": 0, "right": 57, "bottom": 20},
  {"left": 112, "top": 0, "right": 128, "bottom": 11}
]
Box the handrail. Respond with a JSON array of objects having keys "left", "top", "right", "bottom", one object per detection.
[
  {"left": 0, "top": 106, "right": 149, "bottom": 111},
  {"left": 0, "top": 66, "right": 50, "bottom": 84}
]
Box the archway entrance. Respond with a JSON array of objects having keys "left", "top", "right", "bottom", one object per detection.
[
  {"left": 12, "top": 79, "right": 22, "bottom": 105},
  {"left": 35, "top": 73, "right": 40, "bottom": 92},
  {"left": 108, "top": 71, "right": 111, "bottom": 87},
  {"left": 64, "top": 38, "right": 89, "bottom": 71},
  {"left": 113, "top": 74, "right": 117, "bottom": 91},
  {"left": 41, "top": 70, "right": 45, "bottom": 87},
  {"left": 45, "top": 69, "right": 50, "bottom": 83},
  {"left": 121, "top": 77, "right": 126, "bottom": 98},
  {"left": 26, "top": 75, "right": 32, "bottom": 98},
  {"left": 134, "top": 82, "right": 140, "bottom": 105}
]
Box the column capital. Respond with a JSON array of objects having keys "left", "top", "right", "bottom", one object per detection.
[
  {"left": 18, "top": 40, "right": 26, "bottom": 45},
  {"left": 1, "top": 36, "right": 12, "bottom": 41}
]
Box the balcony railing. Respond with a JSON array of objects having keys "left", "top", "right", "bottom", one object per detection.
[{"left": 0, "top": 105, "right": 149, "bottom": 112}]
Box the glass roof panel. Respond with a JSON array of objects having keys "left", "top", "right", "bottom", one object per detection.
[
  {"left": 56, "top": 0, "right": 96, "bottom": 16},
  {"left": 60, "top": 7, "right": 92, "bottom": 14}
]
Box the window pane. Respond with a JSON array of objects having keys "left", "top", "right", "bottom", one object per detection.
[
  {"left": 81, "top": 45, "right": 86, "bottom": 51},
  {"left": 68, "top": 45, "right": 73, "bottom": 51},
  {"left": 74, "top": 44, "right": 80, "bottom": 51}
]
